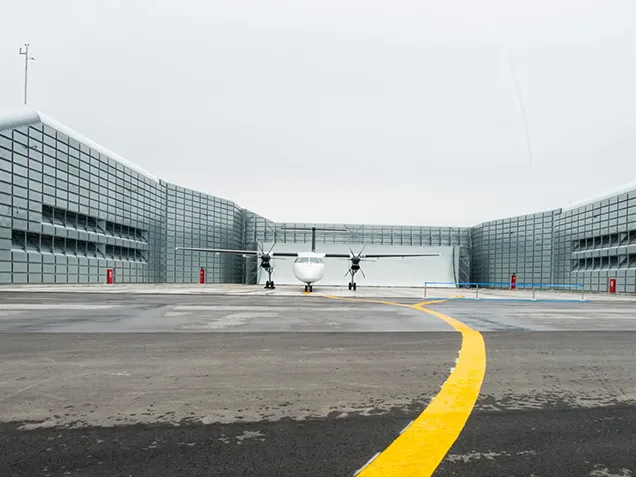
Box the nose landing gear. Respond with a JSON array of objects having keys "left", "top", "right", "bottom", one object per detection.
[
  {"left": 304, "top": 284, "right": 313, "bottom": 293},
  {"left": 346, "top": 268, "right": 360, "bottom": 292}
]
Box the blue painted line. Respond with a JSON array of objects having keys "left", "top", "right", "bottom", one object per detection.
[
  {"left": 424, "top": 281, "right": 583, "bottom": 289},
  {"left": 423, "top": 297, "right": 589, "bottom": 303}
]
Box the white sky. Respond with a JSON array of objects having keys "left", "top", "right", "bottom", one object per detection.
[{"left": 1, "top": 0, "right": 635, "bottom": 226}]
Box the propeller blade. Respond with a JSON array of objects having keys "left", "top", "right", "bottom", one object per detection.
[
  {"left": 344, "top": 268, "right": 352, "bottom": 277},
  {"left": 358, "top": 244, "right": 366, "bottom": 257},
  {"left": 360, "top": 268, "right": 366, "bottom": 279},
  {"left": 267, "top": 242, "right": 276, "bottom": 255},
  {"left": 348, "top": 245, "right": 354, "bottom": 257}
]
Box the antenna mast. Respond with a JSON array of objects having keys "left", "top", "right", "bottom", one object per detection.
[{"left": 19, "top": 43, "right": 35, "bottom": 105}]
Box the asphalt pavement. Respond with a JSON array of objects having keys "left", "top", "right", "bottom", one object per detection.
[{"left": 0, "top": 291, "right": 635, "bottom": 476}]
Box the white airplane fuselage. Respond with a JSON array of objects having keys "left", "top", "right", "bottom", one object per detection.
[{"left": 291, "top": 252, "right": 326, "bottom": 285}]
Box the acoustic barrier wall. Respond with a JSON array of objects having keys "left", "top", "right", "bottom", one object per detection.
[{"left": 3, "top": 108, "right": 636, "bottom": 292}]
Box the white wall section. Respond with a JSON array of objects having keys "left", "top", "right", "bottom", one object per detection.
[{"left": 258, "top": 243, "right": 458, "bottom": 287}]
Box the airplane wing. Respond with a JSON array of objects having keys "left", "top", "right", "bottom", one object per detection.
[
  {"left": 324, "top": 252, "right": 442, "bottom": 258},
  {"left": 174, "top": 247, "right": 298, "bottom": 257}
]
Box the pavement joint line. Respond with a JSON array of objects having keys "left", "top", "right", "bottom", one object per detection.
[
  {"left": 0, "top": 304, "right": 120, "bottom": 310},
  {"left": 322, "top": 296, "right": 446, "bottom": 308},
  {"left": 325, "top": 296, "right": 486, "bottom": 477}
]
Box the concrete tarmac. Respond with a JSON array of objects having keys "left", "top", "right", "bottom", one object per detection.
[
  {"left": 1, "top": 291, "right": 635, "bottom": 476},
  {"left": 2, "top": 282, "right": 634, "bottom": 301}
]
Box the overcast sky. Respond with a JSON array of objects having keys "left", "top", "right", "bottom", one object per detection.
[{"left": 1, "top": 0, "right": 635, "bottom": 226}]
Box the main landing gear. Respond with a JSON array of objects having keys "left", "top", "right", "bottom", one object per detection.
[
  {"left": 345, "top": 248, "right": 365, "bottom": 292},
  {"left": 304, "top": 284, "right": 313, "bottom": 293},
  {"left": 263, "top": 268, "right": 275, "bottom": 289}
]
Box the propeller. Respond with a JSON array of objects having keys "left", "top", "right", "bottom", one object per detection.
[
  {"left": 257, "top": 242, "right": 276, "bottom": 268},
  {"left": 345, "top": 245, "right": 367, "bottom": 278},
  {"left": 257, "top": 243, "right": 277, "bottom": 286},
  {"left": 343, "top": 267, "right": 366, "bottom": 278}
]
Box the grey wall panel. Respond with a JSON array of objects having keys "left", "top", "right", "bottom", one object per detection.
[
  {"left": 0, "top": 121, "right": 164, "bottom": 284},
  {"left": 470, "top": 211, "right": 556, "bottom": 287},
  {"left": 165, "top": 183, "right": 244, "bottom": 284},
  {"left": 471, "top": 195, "right": 636, "bottom": 293},
  {"left": 551, "top": 196, "right": 636, "bottom": 292}
]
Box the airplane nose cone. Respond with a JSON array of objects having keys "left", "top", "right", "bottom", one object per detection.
[
  {"left": 293, "top": 263, "right": 324, "bottom": 283},
  {"left": 293, "top": 265, "right": 311, "bottom": 282}
]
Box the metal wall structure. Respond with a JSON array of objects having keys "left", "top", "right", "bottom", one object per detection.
[
  {"left": 470, "top": 210, "right": 556, "bottom": 287},
  {"left": 244, "top": 213, "right": 472, "bottom": 285},
  {"left": 4, "top": 108, "right": 636, "bottom": 292},
  {"left": 1, "top": 110, "right": 164, "bottom": 284},
  {"left": 471, "top": 191, "right": 636, "bottom": 293},
  {"left": 166, "top": 183, "right": 245, "bottom": 284},
  {"left": 552, "top": 190, "right": 636, "bottom": 293},
  {"left": 0, "top": 109, "right": 247, "bottom": 285}
]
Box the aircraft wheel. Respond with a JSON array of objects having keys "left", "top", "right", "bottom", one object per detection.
[
  {"left": 309, "top": 285, "right": 313, "bottom": 292},
  {"left": 264, "top": 281, "right": 270, "bottom": 289},
  {"left": 304, "top": 285, "right": 308, "bottom": 292},
  {"left": 348, "top": 282, "right": 352, "bottom": 290},
  {"left": 353, "top": 282, "right": 357, "bottom": 291},
  {"left": 270, "top": 281, "right": 275, "bottom": 289}
]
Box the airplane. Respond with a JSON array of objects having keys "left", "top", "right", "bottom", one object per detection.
[{"left": 176, "top": 227, "right": 441, "bottom": 292}]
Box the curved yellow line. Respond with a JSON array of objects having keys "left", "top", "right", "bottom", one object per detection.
[{"left": 356, "top": 301, "right": 487, "bottom": 476}]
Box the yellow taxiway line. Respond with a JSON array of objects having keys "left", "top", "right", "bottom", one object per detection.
[{"left": 323, "top": 296, "right": 486, "bottom": 477}]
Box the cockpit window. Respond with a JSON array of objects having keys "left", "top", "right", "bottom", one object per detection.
[{"left": 295, "top": 256, "right": 321, "bottom": 264}]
